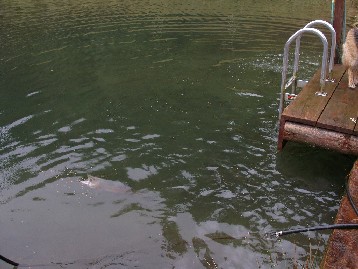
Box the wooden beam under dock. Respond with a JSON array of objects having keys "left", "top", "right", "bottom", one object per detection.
[{"left": 282, "top": 122, "right": 358, "bottom": 155}]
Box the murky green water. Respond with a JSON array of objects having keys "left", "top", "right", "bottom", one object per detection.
[{"left": 1, "top": 0, "right": 357, "bottom": 268}]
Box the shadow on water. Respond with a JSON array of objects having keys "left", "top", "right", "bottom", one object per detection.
[{"left": 1, "top": 0, "right": 357, "bottom": 268}]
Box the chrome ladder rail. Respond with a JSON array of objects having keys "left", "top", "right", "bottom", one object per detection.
[
  {"left": 293, "top": 20, "right": 336, "bottom": 86},
  {"left": 279, "top": 20, "right": 336, "bottom": 119}
]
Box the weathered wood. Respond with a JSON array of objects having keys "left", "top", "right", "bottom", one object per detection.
[
  {"left": 277, "top": 117, "right": 287, "bottom": 151},
  {"left": 278, "top": 65, "right": 358, "bottom": 153},
  {"left": 282, "top": 65, "right": 345, "bottom": 126},
  {"left": 333, "top": 0, "right": 345, "bottom": 64},
  {"left": 317, "top": 74, "right": 358, "bottom": 135},
  {"left": 282, "top": 122, "right": 358, "bottom": 155},
  {"left": 321, "top": 159, "right": 358, "bottom": 268}
]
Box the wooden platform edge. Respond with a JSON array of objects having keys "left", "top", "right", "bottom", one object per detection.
[
  {"left": 281, "top": 65, "right": 346, "bottom": 126},
  {"left": 320, "top": 160, "right": 358, "bottom": 269},
  {"left": 281, "top": 122, "right": 358, "bottom": 155}
]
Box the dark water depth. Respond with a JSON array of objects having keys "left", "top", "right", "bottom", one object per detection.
[{"left": 0, "top": 0, "right": 356, "bottom": 268}]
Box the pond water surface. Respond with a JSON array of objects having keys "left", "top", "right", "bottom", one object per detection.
[{"left": 0, "top": 0, "right": 357, "bottom": 268}]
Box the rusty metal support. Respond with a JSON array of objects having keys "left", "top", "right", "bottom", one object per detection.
[{"left": 332, "top": 0, "right": 346, "bottom": 64}]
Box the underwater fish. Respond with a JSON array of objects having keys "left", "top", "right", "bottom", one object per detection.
[{"left": 81, "top": 175, "right": 131, "bottom": 193}]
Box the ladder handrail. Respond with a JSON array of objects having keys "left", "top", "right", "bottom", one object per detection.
[
  {"left": 279, "top": 28, "right": 328, "bottom": 119},
  {"left": 304, "top": 20, "right": 336, "bottom": 75},
  {"left": 293, "top": 20, "right": 336, "bottom": 77}
]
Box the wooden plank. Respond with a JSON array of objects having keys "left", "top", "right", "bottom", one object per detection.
[
  {"left": 282, "top": 65, "right": 346, "bottom": 126},
  {"left": 282, "top": 121, "right": 358, "bottom": 155},
  {"left": 321, "top": 159, "right": 358, "bottom": 268},
  {"left": 317, "top": 72, "right": 358, "bottom": 135}
]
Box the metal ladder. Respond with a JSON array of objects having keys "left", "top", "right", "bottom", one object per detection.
[{"left": 279, "top": 20, "right": 336, "bottom": 119}]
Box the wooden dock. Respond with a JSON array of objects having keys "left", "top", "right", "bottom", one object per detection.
[
  {"left": 321, "top": 160, "right": 358, "bottom": 268},
  {"left": 277, "top": 64, "right": 358, "bottom": 268},
  {"left": 278, "top": 64, "right": 358, "bottom": 155}
]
